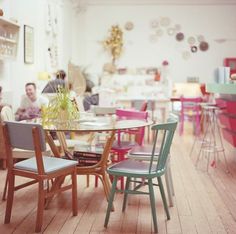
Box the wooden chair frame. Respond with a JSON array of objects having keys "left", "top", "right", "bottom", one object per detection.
[{"left": 2, "top": 122, "right": 78, "bottom": 233}]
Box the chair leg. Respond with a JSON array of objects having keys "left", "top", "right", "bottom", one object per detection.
[
  {"left": 122, "top": 177, "right": 131, "bottom": 212},
  {"left": 35, "top": 181, "right": 45, "bottom": 233},
  {"left": 164, "top": 163, "right": 174, "bottom": 207},
  {"left": 95, "top": 175, "right": 99, "bottom": 187},
  {"left": 71, "top": 170, "right": 78, "bottom": 216},
  {"left": 120, "top": 176, "right": 124, "bottom": 190},
  {"left": 86, "top": 175, "right": 90, "bottom": 188},
  {"left": 157, "top": 177, "right": 170, "bottom": 220},
  {"left": 167, "top": 165, "right": 175, "bottom": 196},
  {"left": 148, "top": 179, "right": 158, "bottom": 233},
  {"left": 179, "top": 113, "right": 184, "bottom": 135},
  {"left": 4, "top": 173, "right": 15, "bottom": 224},
  {"left": 101, "top": 173, "right": 110, "bottom": 202},
  {"left": 104, "top": 176, "right": 118, "bottom": 228},
  {"left": 2, "top": 172, "right": 9, "bottom": 201}
]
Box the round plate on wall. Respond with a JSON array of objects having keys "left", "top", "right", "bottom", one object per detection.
[
  {"left": 199, "top": 41, "right": 209, "bottom": 51},
  {"left": 167, "top": 27, "right": 175, "bottom": 36},
  {"left": 191, "top": 45, "right": 198, "bottom": 53},
  {"left": 176, "top": 32, "right": 184, "bottom": 41},
  {"left": 175, "top": 24, "right": 181, "bottom": 31},
  {"left": 150, "top": 19, "right": 159, "bottom": 28},
  {"left": 182, "top": 51, "right": 191, "bottom": 60},
  {"left": 125, "top": 21, "right": 134, "bottom": 31},
  {"left": 187, "top": 36, "right": 196, "bottom": 45},
  {"left": 156, "top": 28, "right": 164, "bottom": 37},
  {"left": 149, "top": 34, "right": 159, "bottom": 43},
  {"left": 197, "top": 35, "right": 205, "bottom": 42},
  {"left": 160, "top": 17, "right": 171, "bottom": 27}
]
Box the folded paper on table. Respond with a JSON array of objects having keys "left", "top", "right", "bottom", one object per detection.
[{"left": 81, "top": 122, "right": 108, "bottom": 126}]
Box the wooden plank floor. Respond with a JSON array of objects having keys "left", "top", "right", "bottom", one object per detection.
[{"left": 0, "top": 125, "right": 236, "bottom": 233}]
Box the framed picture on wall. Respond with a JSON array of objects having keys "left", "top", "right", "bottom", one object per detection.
[{"left": 24, "top": 25, "right": 34, "bottom": 64}]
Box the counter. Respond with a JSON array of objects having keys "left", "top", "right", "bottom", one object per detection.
[{"left": 206, "top": 83, "right": 236, "bottom": 147}]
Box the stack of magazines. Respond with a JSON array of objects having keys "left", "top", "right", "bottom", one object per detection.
[{"left": 73, "top": 150, "right": 102, "bottom": 166}]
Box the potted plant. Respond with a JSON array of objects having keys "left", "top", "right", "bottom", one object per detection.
[{"left": 41, "top": 86, "right": 79, "bottom": 127}]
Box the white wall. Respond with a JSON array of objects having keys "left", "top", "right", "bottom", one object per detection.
[
  {"left": 0, "top": 0, "right": 74, "bottom": 110},
  {"left": 71, "top": 4, "right": 236, "bottom": 84},
  {"left": 1, "top": 2, "right": 236, "bottom": 110}
]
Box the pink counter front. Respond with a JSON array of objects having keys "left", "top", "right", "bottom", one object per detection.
[{"left": 216, "top": 98, "right": 236, "bottom": 147}]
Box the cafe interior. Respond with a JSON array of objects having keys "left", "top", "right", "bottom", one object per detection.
[{"left": 0, "top": 0, "right": 236, "bottom": 233}]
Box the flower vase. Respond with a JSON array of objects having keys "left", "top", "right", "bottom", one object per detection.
[{"left": 58, "top": 109, "right": 69, "bottom": 122}]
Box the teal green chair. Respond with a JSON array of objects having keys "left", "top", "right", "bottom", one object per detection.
[{"left": 104, "top": 121, "right": 177, "bottom": 233}]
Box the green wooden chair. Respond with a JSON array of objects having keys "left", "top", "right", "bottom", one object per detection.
[{"left": 104, "top": 121, "right": 178, "bottom": 233}]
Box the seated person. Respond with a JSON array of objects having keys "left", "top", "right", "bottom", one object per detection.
[
  {"left": 15, "top": 82, "right": 49, "bottom": 121},
  {"left": 42, "top": 70, "right": 67, "bottom": 93}
]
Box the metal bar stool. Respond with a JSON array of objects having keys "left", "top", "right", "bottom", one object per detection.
[{"left": 193, "top": 104, "right": 229, "bottom": 172}]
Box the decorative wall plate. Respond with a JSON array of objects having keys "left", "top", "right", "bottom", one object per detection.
[
  {"left": 167, "top": 28, "right": 175, "bottom": 36},
  {"left": 187, "top": 36, "right": 196, "bottom": 45},
  {"left": 182, "top": 51, "right": 191, "bottom": 60},
  {"left": 149, "top": 34, "right": 158, "bottom": 43},
  {"left": 176, "top": 32, "right": 184, "bottom": 41},
  {"left": 160, "top": 17, "right": 171, "bottom": 27},
  {"left": 174, "top": 24, "right": 181, "bottom": 31},
  {"left": 125, "top": 21, "right": 134, "bottom": 31},
  {"left": 191, "top": 45, "right": 198, "bottom": 53},
  {"left": 156, "top": 28, "right": 164, "bottom": 37},
  {"left": 197, "top": 35, "right": 205, "bottom": 42},
  {"left": 150, "top": 19, "right": 159, "bottom": 28},
  {"left": 199, "top": 41, "right": 209, "bottom": 51}
]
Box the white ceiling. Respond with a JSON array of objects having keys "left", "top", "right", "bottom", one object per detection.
[{"left": 87, "top": 0, "right": 236, "bottom": 5}]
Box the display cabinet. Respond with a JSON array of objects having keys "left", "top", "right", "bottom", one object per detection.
[{"left": 0, "top": 17, "right": 20, "bottom": 59}]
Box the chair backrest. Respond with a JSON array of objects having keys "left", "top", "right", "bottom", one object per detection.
[
  {"left": 149, "top": 121, "right": 177, "bottom": 174},
  {"left": 140, "top": 101, "right": 148, "bottom": 111},
  {"left": 3, "top": 121, "right": 46, "bottom": 151},
  {"left": 116, "top": 109, "right": 148, "bottom": 120},
  {"left": 92, "top": 106, "right": 116, "bottom": 116},
  {"left": 180, "top": 96, "right": 202, "bottom": 113},
  {"left": 116, "top": 109, "right": 148, "bottom": 145},
  {"left": 2, "top": 121, "right": 47, "bottom": 174},
  {"left": 0, "top": 106, "right": 14, "bottom": 121}
]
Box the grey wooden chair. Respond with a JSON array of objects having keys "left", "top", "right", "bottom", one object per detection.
[{"left": 2, "top": 121, "right": 78, "bottom": 232}]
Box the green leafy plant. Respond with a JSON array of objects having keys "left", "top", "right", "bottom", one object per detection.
[{"left": 42, "top": 86, "right": 79, "bottom": 126}]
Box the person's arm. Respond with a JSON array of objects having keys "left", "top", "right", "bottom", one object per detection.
[
  {"left": 15, "top": 96, "right": 28, "bottom": 121},
  {"left": 15, "top": 107, "right": 28, "bottom": 121}
]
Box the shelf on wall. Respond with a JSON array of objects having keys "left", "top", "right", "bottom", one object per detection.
[
  {"left": 0, "top": 17, "right": 20, "bottom": 60},
  {"left": 0, "top": 36, "right": 17, "bottom": 44}
]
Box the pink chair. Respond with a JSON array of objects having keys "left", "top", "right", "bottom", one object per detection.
[
  {"left": 95, "top": 109, "right": 148, "bottom": 189},
  {"left": 110, "top": 109, "right": 148, "bottom": 189},
  {"left": 140, "top": 101, "right": 148, "bottom": 111},
  {"left": 179, "top": 96, "right": 202, "bottom": 136}
]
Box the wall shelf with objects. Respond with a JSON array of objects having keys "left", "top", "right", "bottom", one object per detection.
[{"left": 0, "top": 17, "right": 20, "bottom": 60}]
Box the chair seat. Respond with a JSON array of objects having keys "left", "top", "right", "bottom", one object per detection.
[
  {"left": 112, "top": 140, "right": 136, "bottom": 151},
  {"left": 14, "top": 156, "right": 78, "bottom": 174},
  {"left": 108, "top": 159, "right": 157, "bottom": 177}
]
